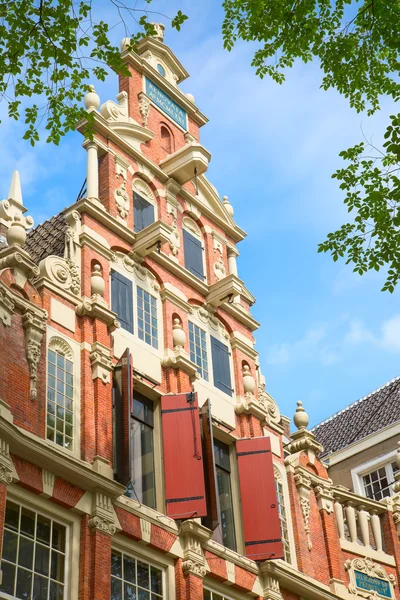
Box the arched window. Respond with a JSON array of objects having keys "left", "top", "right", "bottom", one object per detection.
[
  {"left": 133, "top": 179, "right": 156, "bottom": 233},
  {"left": 274, "top": 465, "right": 292, "bottom": 563},
  {"left": 47, "top": 338, "right": 74, "bottom": 450},
  {"left": 182, "top": 217, "right": 205, "bottom": 281},
  {"left": 160, "top": 125, "right": 173, "bottom": 153}
]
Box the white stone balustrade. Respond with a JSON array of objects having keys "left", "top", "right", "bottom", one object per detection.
[{"left": 333, "top": 487, "right": 388, "bottom": 558}]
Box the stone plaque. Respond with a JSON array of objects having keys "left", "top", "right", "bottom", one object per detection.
[
  {"left": 145, "top": 78, "right": 187, "bottom": 128},
  {"left": 355, "top": 570, "right": 392, "bottom": 598}
]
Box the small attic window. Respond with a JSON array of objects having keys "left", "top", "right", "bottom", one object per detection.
[{"left": 157, "top": 63, "right": 166, "bottom": 77}]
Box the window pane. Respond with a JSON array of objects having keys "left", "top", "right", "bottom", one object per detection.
[
  {"left": 51, "top": 550, "right": 65, "bottom": 582},
  {"left": 35, "top": 543, "right": 50, "bottom": 576},
  {"left": 111, "top": 553, "right": 163, "bottom": 600},
  {"left": 188, "top": 322, "right": 208, "bottom": 380},
  {"left": 16, "top": 567, "right": 33, "bottom": 599},
  {"left": 111, "top": 576, "right": 122, "bottom": 600},
  {"left": 3, "top": 530, "right": 18, "bottom": 563},
  {"left": 131, "top": 420, "right": 156, "bottom": 509},
  {"left": 111, "top": 551, "right": 122, "bottom": 578},
  {"left": 52, "top": 523, "right": 65, "bottom": 552},
  {"left": 150, "top": 567, "right": 162, "bottom": 595},
  {"left": 137, "top": 287, "right": 158, "bottom": 349},
  {"left": 49, "top": 580, "right": 64, "bottom": 600},
  {"left": 47, "top": 348, "right": 73, "bottom": 450},
  {"left": 0, "top": 561, "right": 16, "bottom": 594},
  {"left": 137, "top": 561, "right": 149, "bottom": 589},
  {"left": 5, "top": 501, "right": 19, "bottom": 531},
  {"left": 33, "top": 574, "right": 49, "bottom": 600},
  {"left": 124, "top": 556, "right": 136, "bottom": 583}
]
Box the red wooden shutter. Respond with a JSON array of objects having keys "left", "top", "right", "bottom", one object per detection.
[
  {"left": 161, "top": 392, "right": 207, "bottom": 519},
  {"left": 237, "top": 437, "right": 284, "bottom": 561},
  {"left": 113, "top": 348, "right": 133, "bottom": 486},
  {"left": 200, "top": 399, "right": 220, "bottom": 531}
]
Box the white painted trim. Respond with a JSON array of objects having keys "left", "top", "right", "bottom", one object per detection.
[
  {"left": 351, "top": 449, "right": 398, "bottom": 497},
  {"left": 327, "top": 421, "right": 400, "bottom": 466},
  {"left": 340, "top": 538, "right": 396, "bottom": 566},
  {"left": 274, "top": 461, "right": 297, "bottom": 569},
  {"left": 46, "top": 326, "right": 81, "bottom": 460},
  {"left": 112, "top": 534, "right": 175, "bottom": 600},
  {"left": 6, "top": 484, "right": 81, "bottom": 600}
]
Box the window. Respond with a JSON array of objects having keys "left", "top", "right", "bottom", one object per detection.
[
  {"left": 157, "top": 63, "right": 166, "bottom": 77},
  {"left": 204, "top": 591, "right": 232, "bottom": 600},
  {"left": 137, "top": 287, "right": 158, "bottom": 348},
  {"left": 111, "top": 550, "right": 163, "bottom": 600},
  {"left": 188, "top": 322, "right": 209, "bottom": 380},
  {"left": 47, "top": 341, "right": 74, "bottom": 450},
  {"left": 214, "top": 440, "right": 236, "bottom": 551},
  {"left": 0, "top": 500, "right": 66, "bottom": 599},
  {"left": 210, "top": 336, "right": 232, "bottom": 396},
  {"left": 111, "top": 270, "right": 134, "bottom": 334},
  {"left": 363, "top": 467, "right": 392, "bottom": 501},
  {"left": 276, "top": 479, "right": 292, "bottom": 563},
  {"left": 183, "top": 219, "right": 205, "bottom": 280},
  {"left": 134, "top": 192, "right": 155, "bottom": 233},
  {"left": 129, "top": 391, "right": 156, "bottom": 509}
]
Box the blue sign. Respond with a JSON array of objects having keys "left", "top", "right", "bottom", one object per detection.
[
  {"left": 355, "top": 571, "right": 392, "bottom": 598},
  {"left": 145, "top": 78, "right": 187, "bottom": 129}
]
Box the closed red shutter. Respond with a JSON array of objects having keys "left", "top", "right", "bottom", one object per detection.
[
  {"left": 200, "top": 399, "right": 220, "bottom": 531},
  {"left": 161, "top": 392, "right": 207, "bottom": 519},
  {"left": 113, "top": 348, "right": 132, "bottom": 486},
  {"left": 237, "top": 437, "right": 284, "bottom": 561}
]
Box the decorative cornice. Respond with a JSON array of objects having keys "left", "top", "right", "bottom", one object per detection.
[
  {"left": 287, "top": 428, "right": 323, "bottom": 456},
  {"left": 159, "top": 287, "right": 191, "bottom": 314},
  {"left": 151, "top": 250, "right": 208, "bottom": 295},
  {"left": 229, "top": 335, "right": 258, "bottom": 360},
  {"left": 162, "top": 348, "right": 199, "bottom": 380},
  {"left": 88, "top": 490, "right": 119, "bottom": 536},
  {"left": 0, "top": 245, "right": 40, "bottom": 281},
  {"left": 179, "top": 520, "right": 212, "bottom": 579},
  {"left": 74, "top": 197, "right": 136, "bottom": 246},
  {"left": 76, "top": 296, "right": 120, "bottom": 331}
]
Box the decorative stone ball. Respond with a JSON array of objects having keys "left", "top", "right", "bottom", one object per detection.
[
  {"left": 91, "top": 264, "right": 105, "bottom": 297},
  {"left": 185, "top": 93, "right": 195, "bottom": 104},
  {"left": 243, "top": 365, "right": 256, "bottom": 394},
  {"left": 172, "top": 318, "right": 186, "bottom": 349},
  {"left": 6, "top": 214, "right": 26, "bottom": 247},
  {"left": 84, "top": 85, "right": 100, "bottom": 111},
  {"left": 223, "top": 195, "right": 234, "bottom": 217},
  {"left": 293, "top": 400, "right": 309, "bottom": 430},
  {"left": 120, "top": 37, "right": 131, "bottom": 52}
]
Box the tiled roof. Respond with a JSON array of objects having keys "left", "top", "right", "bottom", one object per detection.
[
  {"left": 25, "top": 212, "right": 67, "bottom": 264},
  {"left": 312, "top": 377, "right": 400, "bottom": 455}
]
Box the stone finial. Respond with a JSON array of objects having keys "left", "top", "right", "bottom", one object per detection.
[
  {"left": 185, "top": 93, "right": 195, "bottom": 104},
  {"left": 8, "top": 170, "right": 23, "bottom": 205},
  {"left": 243, "top": 365, "right": 256, "bottom": 396},
  {"left": 91, "top": 264, "right": 105, "bottom": 297},
  {"left": 7, "top": 213, "right": 26, "bottom": 247},
  {"left": 120, "top": 37, "right": 131, "bottom": 52},
  {"left": 293, "top": 401, "right": 309, "bottom": 430},
  {"left": 172, "top": 318, "right": 186, "bottom": 349},
  {"left": 150, "top": 22, "right": 165, "bottom": 43},
  {"left": 223, "top": 195, "right": 234, "bottom": 217},
  {"left": 84, "top": 85, "right": 100, "bottom": 112}
]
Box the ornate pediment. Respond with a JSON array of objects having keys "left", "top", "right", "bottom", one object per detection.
[{"left": 345, "top": 557, "right": 396, "bottom": 599}]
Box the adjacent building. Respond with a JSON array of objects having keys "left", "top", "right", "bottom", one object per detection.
[{"left": 1, "top": 23, "right": 400, "bottom": 600}]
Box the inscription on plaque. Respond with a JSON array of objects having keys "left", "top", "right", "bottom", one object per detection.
[
  {"left": 355, "top": 571, "right": 392, "bottom": 598},
  {"left": 145, "top": 78, "right": 187, "bottom": 128}
]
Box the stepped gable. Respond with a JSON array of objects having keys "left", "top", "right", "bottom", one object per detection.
[
  {"left": 312, "top": 377, "right": 400, "bottom": 454},
  {"left": 25, "top": 212, "right": 67, "bottom": 264}
]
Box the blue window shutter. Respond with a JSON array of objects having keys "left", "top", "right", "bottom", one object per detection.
[
  {"left": 211, "top": 336, "right": 232, "bottom": 396},
  {"left": 183, "top": 229, "right": 204, "bottom": 280},
  {"left": 134, "top": 192, "right": 155, "bottom": 233},
  {"left": 111, "top": 271, "right": 133, "bottom": 333}
]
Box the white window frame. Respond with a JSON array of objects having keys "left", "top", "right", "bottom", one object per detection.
[
  {"left": 204, "top": 582, "right": 254, "bottom": 600},
  {"left": 352, "top": 449, "right": 398, "bottom": 499},
  {"left": 2, "top": 484, "right": 80, "bottom": 600},
  {"left": 111, "top": 535, "right": 175, "bottom": 599},
  {"left": 273, "top": 462, "right": 297, "bottom": 567},
  {"left": 111, "top": 254, "right": 164, "bottom": 359},
  {"left": 182, "top": 216, "right": 207, "bottom": 284},
  {"left": 46, "top": 327, "right": 81, "bottom": 459},
  {"left": 188, "top": 307, "right": 235, "bottom": 399}
]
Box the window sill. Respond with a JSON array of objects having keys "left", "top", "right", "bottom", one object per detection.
[{"left": 340, "top": 538, "right": 395, "bottom": 566}]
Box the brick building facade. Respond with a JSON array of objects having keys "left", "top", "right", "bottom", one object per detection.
[{"left": 0, "top": 23, "right": 400, "bottom": 600}]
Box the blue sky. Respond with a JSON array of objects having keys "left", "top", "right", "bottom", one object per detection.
[{"left": 3, "top": 0, "right": 400, "bottom": 427}]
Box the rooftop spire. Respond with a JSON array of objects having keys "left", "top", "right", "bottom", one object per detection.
[{"left": 8, "top": 170, "right": 23, "bottom": 205}]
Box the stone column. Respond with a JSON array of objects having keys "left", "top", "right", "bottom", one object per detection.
[
  {"left": 86, "top": 141, "right": 99, "bottom": 201},
  {"left": 227, "top": 246, "right": 239, "bottom": 277},
  {"left": 178, "top": 520, "right": 211, "bottom": 600}
]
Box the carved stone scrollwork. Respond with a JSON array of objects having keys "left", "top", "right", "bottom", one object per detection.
[
  {"left": 0, "top": 285, "right": 15, "bottom": 326},
  {"left": 258, "top": 383, "right": 281, "bottom": 426},
  {"left": 114, "top": 181, "right": 130, "bottom": 220},
  {"left": 0, "top": 439, "right": 13, "bottom": 486},
  {"left": 179, "top": 520, "right": 211, "bottom": 580},
  {"left": 169, "top": 222, "right": 180, "bottom": 256},
  {"left": 138, "top": 92, "right": 150, "bottom": 128},
  {"left": 90, "top": 342, "right": 114, "bottom": 384},
  {"left": 22, "top": 309, "right": 47, "bottom": 400},
  {"left": 294, "top": 472, "right": 312, "bottom": 551},
  {"left": 39, "top": 256, "right": 81, "bottom": 297},
  {"left": 314, "top": 484, "right": 334, "bottom": 514},
  {"left": 88, "top": 491, "right": 118, "bottom": 537},
  {"left": 213, "top": 257, "right": 226, "bottom": 280},
  {"left": 345, "top": 557, "right": 396, "bottom": 598}
]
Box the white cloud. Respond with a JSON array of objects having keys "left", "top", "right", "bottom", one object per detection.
[
  {"left": 267, "top": 326, "right": 328, "bottom": 366},
  {"left": 344, "top": 314, "right": 400, "bottom": 353}
]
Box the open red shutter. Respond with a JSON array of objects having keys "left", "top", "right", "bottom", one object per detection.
[
  {"left": 200, "top": 399, "right": 220, "bottom": 531},
  {"left": 237, "top": 437, "right": 284, "bottom": 561},
  {"left": 161, "top": 392, "right": 207, "bottom": 519},
  {"left": 113, "top": 348, "right": 132, "bottom": 486}
]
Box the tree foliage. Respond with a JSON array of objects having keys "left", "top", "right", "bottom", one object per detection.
[
  {"left": 222, "top": 0, "right": 400, "bottom": 291},
  {"left": 0, "top": 1, "right": 187, "bottom": 145}
]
